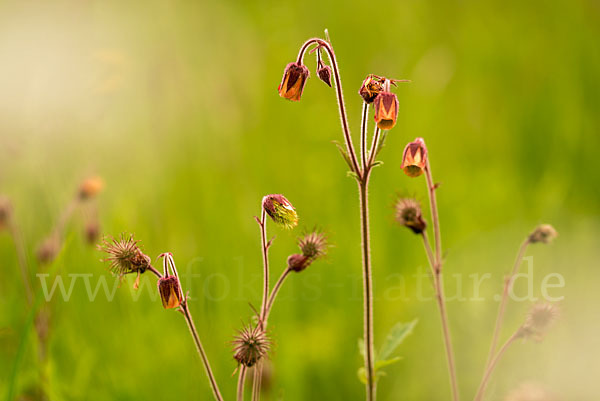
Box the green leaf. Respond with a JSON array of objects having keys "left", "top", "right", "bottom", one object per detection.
[
  {"left": 357, "top": 367, "right": 367, "bottom": 384},
  {"left": 375, "top": 356, "right": 403, "bottom": 370},
  {"left": 378, "top": 319, "right": 418, "bottom": 361},
  {"left": 375, "top": 131, "right": 388, "bottom": 157},
  {"left": 332, "top": 141, "right": 354, "bottom": 172},
  {"left": 371, "top": 160, "right": 384, "bottom": 168}
]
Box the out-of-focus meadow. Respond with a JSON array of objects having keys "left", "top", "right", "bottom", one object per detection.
[{"left": 1, "top": 0, "right": 599, "bottom": 400}]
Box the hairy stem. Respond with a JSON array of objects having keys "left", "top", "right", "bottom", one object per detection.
[
  {"left": 424, "top": 161, "right": 460, "bottom": 401},
  {"left": 251, "top": 362, "right": 263, "bottom": 401},
  {"left": 367, "top": 126, "right": 381, "bottom": 169},
  {"left": 237, "top": 365, "right": 247, "bottom": 401},
  {"left": 264, "top": 267, "right": 292, "bottom": 324},
  {"left": 360, "top": 102, "right": 369, "bottom": 170},
  {"left": 181, "top": 301, "right": 224, "bottom": 401},
  {"left": 297, "top": 38, "right": 362, "bottom": 177},
  {"left": 474, "top": 331, "right": 519, "bottom": 401},
  {"left": 358, "top": 177, "right": 376, "bottom": 401},
  {"left": 258, "top": 209, "right": 270, "bottom": 326},
  {"left": 483, "top": 238, "right": 530, "bottom": 370}
]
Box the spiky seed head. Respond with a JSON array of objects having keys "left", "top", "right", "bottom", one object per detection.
[
  {"left": 232, "top": 324, "right": 270, "bottom": 367},
  {"left": 79, "top": 176, "right": 104, "bottom": 200},
  {"left": 262, "top": 194, "right": 298, "bottom": 229},
  {"left": 401, "top": 138, "right": 428, "bottom": 177},
  {"left": 395, "top": 198, "right": 427, "bottom": 234},
  {"left": 0, "top": 196, "right": 12, "bottom": 230},
  {"left": 298, "top": 231, "right": 328, "bottom": 259},
  {"left": 518, "top": 303, "right": 559, "bottom": 341},
  {"left": 98, "top": 234, "right": 151, "bottom": 279},
  {"left": 278, "top": 62, "right": 310, "bottom": 101},
  {"left": 529, "top": 224, "right": 558, "bottom": 244}
]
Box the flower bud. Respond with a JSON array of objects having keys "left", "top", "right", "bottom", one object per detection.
[
  {"left": 158, "top": 252, "right": 184, "bottom": 309},
  {"left": 528, "top": 224, "right": 558, "bottom": 244},
  {"left": 37, "top": 236, "right": 61, "bottom": 264},
  {"left": 359, "top": 74, "right": 383, "bottom": 104},
  {"left": 401, "top": 137, "right": 428, "bottom": 177},
  {"left": 0, "top": 196, "right": 12, "bottom": 230},
  {"left": 79, "top": 176, "right": 104, "bottom": 200},
  {"left": 287, "top": 253, "right": 310, "bottom": 272},
  {"left": 262, "top": 194, "right": 298, "bottom": 229},
  {"left": 317, "top": 62, "right": 332, "bottom": 87},
  {"left": 233, "top": 323, "right": 270, "bottom": 367},
  {"left": 278, "top": 62, "right": 310, "bottom": 101},
  {"left": 373, "top": 91, "right": 399, "bottom": 130},
  {"left": 395, "top": 198, "right": 427, "bottom": 234},
  {"left": 85, "top": 220, "right": 101, "bottom": 245}
]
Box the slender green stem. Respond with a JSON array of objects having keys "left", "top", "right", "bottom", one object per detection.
[
  {"left": 360, "top": 102, "right": 369, "bottom": 171},
  {"left": 424, "top": 161, "right": 460, "bottom": 401},
  {"left": 483, "top": 238, "right": 530, "bottom": 370},
  {"left": 366, "top": 126, "right": 381, "bottom": 170},
  {"left": 180, "top": 301, "right": 224, "bottom": 401},
  {"left": 237, "top": 365, "right": 247, "bottom": 401},
  {"left": 474, "top": 331, "right": 519, "bottom": 401},
  {"left": 358, "top": 177, "right": 376, "bottom": 401}
]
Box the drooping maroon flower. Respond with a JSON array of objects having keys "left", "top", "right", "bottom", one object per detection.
[
  {"left": 373, "top": 91, "right": 399, "bottom": 130},
  {"left": 278, "top": 62, "right": 310, "bottom": 101},
  {"left": 401, "top": 137, "right": 428, "bottom": 177}
]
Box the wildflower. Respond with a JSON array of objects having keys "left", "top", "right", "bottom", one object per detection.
[
  {"left": 157, "top": 252, "right": 184, "bottom": 309},
  {"left": 317, "top": 61, "right": 332, "bottom": 87},
  {"left": 395, "top": 198, "right": 427, "bottom": 234},
  {"left": 359, "top": 74, "right": 384, "bottom": 104},
  {"left": 278, "top": 62, "right": 310, "bottom": 101},
  {"left": 233, "top": 323, "right": 270, "bottom": 367},
  {"left": 79, "top": 176, "right": 104, "bottom": 200},
  {"left": 373, "top": 91, "right": 399, "bottom": 130},
  {"left": 262, "top": 194, "right": 298, "bottom": 229},
  {"left": 528, "top": 224, "right": 558, "bottom": 244},
  {"left": 518, "top": 303, "right": 559, "bottom": 342},
  {"left": 287, "top": 253, "right": 310, "bottom": 272},
  {"left": 401, "top": 138, "right": 428, "bottom": 177},
  {"left": 0, "top": 196, "right": 12, "bottom": 230},
  {"left": 99, "top": 234, "right": 151, "bottom": 279}
]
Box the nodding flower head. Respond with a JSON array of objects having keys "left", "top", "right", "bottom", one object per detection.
[
  {"left": 518, "top": 303, "right": 559, "bottom": 342},
  {"left": 262, "top": 194, "right": 298, "bottom": 229},
  {"left": 99, "top": 234, "right": 151, "bottom": 279},
  {"left": 401, "top": 138, "right": 428, "bottom": 177},
  {"left": 232, "top": 323, "right": 270, "bottom": 367},
  {"left": 529, "top": 224, "right": 558, "bottom": 244},
  {"left": 157, "top": 252, "right": 184, "bottom": 309},
  {"left": 317, "top": 61, "right": 332, "bottom": 87},
  {"left": 359, "top": 74, "right": 384, "bottom": 104},
  {"left": 395, "top": 198, "right": 427, "bottom": 234},
  {"left": 78, "top": 176, "right": 105, "bottom": 200},
  {"left": 37, "top": 235, "right": 61, "bottom": 264},
  {"left": 0, "top": 196, "right": 12, "bottom": 230},
  {"left": 278, "top": 62, "right": 310, "bottom": 101},
  {"left": 373, "top": 91, "right": 399, "bottom": 130}
]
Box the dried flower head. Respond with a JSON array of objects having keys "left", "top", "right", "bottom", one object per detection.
[
  {"left": 518, "top": 303, "right": 559, "bottom": 341},
  {"left": 99, "top": 234, "right": 151, "bottom": 279},
  {"left": 373, "top": 91, "right": 399, "bottom": 130},
  {"left": 0, "top": 196, "right": 12, "bottom": 230},
  {"left": 37, "top": 235, "right": 61, "bottom": 264},
  {"left": 317, "top": 62, "right": 332, "bottom": 87},
  {"left": 359, "top": 74, "right": 384, "bottom": 104},
  {"left": 529, "top": 224, "right": 558, "bottom": 244},
  {"left": 278, "top": 62, "right": 310, "bottom": 101},
  {"left": 157, "top": 252, "right": 184, "bottom": 309},
  {"left": 401, "top": 138, "right": 428, "bottom": 177},
  {"left": 262, "top": 194, "right": 298, "bottom": 229},
  {"left": 232, "top": 323, "right": 270, "bottom": 367},
  {"left": 505, "top": 382, "right": 556, "bottom": 401},
  {"left": 298, "top": 231, "right": 328, "bottom": 259},
  {"left": 395, "top": 198, "right": 427, "bottom": 234},
  {"left": 79, "top": 176, "right": 104, "bottom": 200}
]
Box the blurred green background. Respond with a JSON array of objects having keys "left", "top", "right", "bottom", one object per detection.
[{"left": 1, "top": 0, "right": 599, "bottom": 400}]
